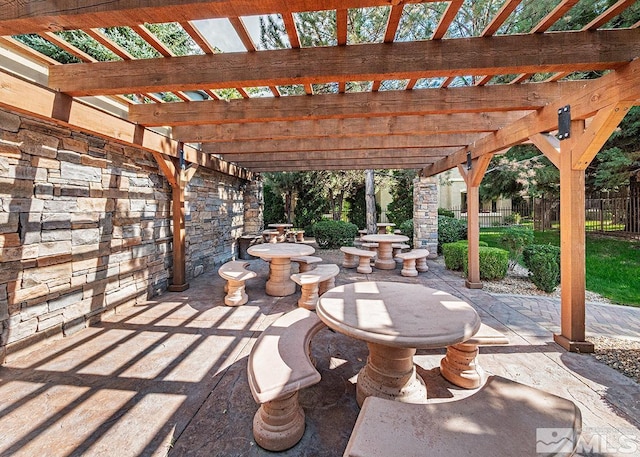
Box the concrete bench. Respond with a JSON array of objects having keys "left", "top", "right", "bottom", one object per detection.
[
  {"left": 291, "top": 264, "right": 340, "bottom": 310},
  {"left": 394, "top": 249, "right": 429, "bottom": 277},
  {"left": 344, "top": 375, "right": 582, "bottom": 457},
  {"left": 391, "top": 242, "right": 410, "bottom": 262},
  {"left": 291, "top": 255, "right": 323, "bottom": 273},
  {"left": 340, "top": 246, "right": 376, "bottom": 274},
  {"left": 247, "top": 308, "right": 326, "bottom": 451},
  {"left": 261, "top": 229, "right": 280, "bottom": 243},
  {"left": 357, "top": 229, "right": 368, "bottom": 241},
  {"left": 440, "top": 322, "right": 509, "bottom": 389},
  {"left": 218, "top": 260, "right": 257, "bottom": 306}
]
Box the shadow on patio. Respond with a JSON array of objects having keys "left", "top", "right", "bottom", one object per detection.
[{"left": 1, "top": 248, "right": 638, "bottom": 456}]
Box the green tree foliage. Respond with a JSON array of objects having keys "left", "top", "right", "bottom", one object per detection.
[
  {"left": 386, "top": 169, "right": 416, "bottom": 225},
  {"left": 262, "top": 183, "right": 286, "bottom": 225}
]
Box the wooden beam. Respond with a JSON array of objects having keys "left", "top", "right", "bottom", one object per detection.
[
  {"left": 337, "top": 9, "right": 348, "bottom": 46},
  {"left": 531, "top": 0, "right": 580, "bottom": 33},
  {"left": 202, "top": 133, "right": 483, "bottom": 154},
  {"left": 234, "top": 157, "right": 437, "bottom": 171},
  {"left": 422, "top": 58, "right": 640, "bottom": 177},
  {"left": 0, "top": 69, "right": 251, "bottom": 180},
  {"left": 0, "top": 0, "right": 440, "bottom": 35},
  {"left": 130, "top": 81, "right": 582, "bottom": 126},
  {"left": 383, "top": 5, "right": 404, "bottom": 43},
  {"left": 481, "top": 0, "right": 523, "bottom": 36},
  {"left": 172, "top": 112, "right": 529, "bottom": 142},
  {"left": 583, "top": 0, "right": 637, "bottom": 31},
  {"left": 220, "top": 147, "right": 455, "bottom": 163},
  {"left": 529, "top": 133, "right": 561, "bottom": 169},
  {"left": 180, "top": 21, "right": 215, "bottom": 54},
  {"left": 47, "top": 29, "right": 639, "bottom": 96},
  {"left": 571, "top": 102, "right": 634, "bottom": 170},
  {"left": 432, "top": 0, "right": 464, "bottom": 40}
]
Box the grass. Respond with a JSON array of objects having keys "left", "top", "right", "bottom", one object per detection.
[{"left": 479, "top": 227, "right": 640, "bottom": 307}]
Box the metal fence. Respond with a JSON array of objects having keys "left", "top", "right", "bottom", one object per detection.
[{"left": 445, "top": 196, "right": 640, "bottom": 235}]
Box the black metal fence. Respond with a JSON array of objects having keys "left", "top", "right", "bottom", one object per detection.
[{"left": 445, "top": 195, "right": 640, "bottom": 235}]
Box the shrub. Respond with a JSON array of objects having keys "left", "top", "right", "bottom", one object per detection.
[
  {"left": 398, "top": 219, "right": 414, "bottom": 244},
  {"left": 312, "top": 220, "right": 358, "bottom": 249},
  {"left": 437, "top": 216, "right": 467, "bottom": 254},
  {"left": 463, "top": 246, "right": 509, "bottom": 280},
  {"left": 503, "top": 212, "right": 521, "bottom": 225},
  {"left": 523, "top": 244, "right": 561, "bottom": 293},
  {"left": 500, "top": 226, "right": 534, "bottom": 270},
  {"left": 443, "top": 240, "right": 489, "bottom": 271},
  {"left": 438, "top": 208, "right": 455, "bottom": 218},
  {"left": 443, "top": 241, "right": 466, "bottom": 271}
]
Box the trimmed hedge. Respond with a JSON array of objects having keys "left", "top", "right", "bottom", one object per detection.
[
  {"left": 438, "top": 216, "right": 467, "bottom": 254},
  {"left": 462, "top": 246, "right": 509, "bottom": 280},
  {"left": 312, "top": 220, "right": 358, "bottom": 249},
  {"left": 523, "top": 244, "right": 561, "bottom": 292},
  {"left": 443, "top": 240, "right": 489, "bottom": 271}
]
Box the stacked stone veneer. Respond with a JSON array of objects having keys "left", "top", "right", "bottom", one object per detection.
[
  {"left": 243, "top": 178, "right": 264, "bottom": 234},
  {"left": 413, "top": 176, "right": 438, "bottom": 258},
  {"left": 0, "top": 109, "right": 250, "bottom": 362}
]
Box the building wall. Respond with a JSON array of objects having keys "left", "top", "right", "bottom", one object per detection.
[{"left": 0, "top": 108, "right": 247, "bottom": 362}]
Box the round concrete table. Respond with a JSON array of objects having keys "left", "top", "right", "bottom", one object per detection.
[
  {"left": 376, "top": 222, "right": 396, "bottom": 234},
  {"left": 247, "top": 243, "right": 315, "bottom": 296},
  {"left": 317, "top": 281, "right": 480, "bottom": 406},
  {"left": 267, "top": 223, "right": 293, "bottom": 236},
  {"left": 361, "top": 234, "right": 409, "bottom": 270}
]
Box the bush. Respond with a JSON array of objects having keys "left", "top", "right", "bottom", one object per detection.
[
  {"left": 500, "top": 226, "right": 534, "bottom": 270},
  {"left": 438, "top": 216, "right": 467, "bottom": 254},
  {"left": 438, "top": 208, "right": 455, "bottom": 218},
  {"left": 443, "top": 240, "right": 489, "bottom": 271},
  {"left": 312, "top": 220, "right": 358, "bottom": 249},
  {"left": 523, "top": 244, "right": 561, "bottom": 292},
  {"left": 503, "top": 212, "right": 521, "bottom": 225},
  {"left": 462, "top": 246, "right": 509, "bottom": 280},
  {"left": 398, "top": 219, "right": 414, "bottom": 244}
]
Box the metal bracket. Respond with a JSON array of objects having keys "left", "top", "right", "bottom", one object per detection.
[
  {"left": 466, "top": 151, "right": 472, "bottom": 170},
  {"left": 557, "top": 105, "right": 571, "bottom": 140}
]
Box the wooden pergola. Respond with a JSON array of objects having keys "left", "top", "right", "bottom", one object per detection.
[{"left": 1, "top": 0, "right": 639, "bottom": 352}]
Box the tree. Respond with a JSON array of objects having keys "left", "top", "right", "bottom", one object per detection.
[{"left": 386, "top": 169, "right": 417, "bottom": 225}]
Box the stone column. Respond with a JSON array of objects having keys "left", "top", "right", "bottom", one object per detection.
[
  {"left": 413, "top": 176, "right": 438, "bottom": 258},
  {"left": 244, "top": 178, "right": 264, "bottom": 234}
]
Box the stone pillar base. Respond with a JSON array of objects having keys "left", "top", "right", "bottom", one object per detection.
[{"left": 253, "top": 392, "right": 305, "bottom": 451}]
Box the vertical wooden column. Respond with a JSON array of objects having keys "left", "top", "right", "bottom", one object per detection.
[
  {"left": 151, "top": 148, "right": 198, "bottom": 293},
  {"left": 554, "top": 119, "right": 591, "bottom": 350},
  {"left": 459, "top": 154, "right": 493, "bottom": 289},
  {"left": 168, "top": 168, "right": 189, "bottom": 291},
  {"left": 531, "top": 103, "right": 631, "bottom": 352}
]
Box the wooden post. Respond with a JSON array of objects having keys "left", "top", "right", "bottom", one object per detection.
[
  {"left": 459, "top": 154, "right": 493, "bottom": 289},
  {"left": 151, "top": 148, "right": 198, "bottom": 293},
  {"left": 553, "top": 119, "right": 593, "bottom": 352}
]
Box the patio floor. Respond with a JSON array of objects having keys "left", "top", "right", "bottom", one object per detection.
[{"left": 1, "top": 245, "right": 639, "bottom": 457}]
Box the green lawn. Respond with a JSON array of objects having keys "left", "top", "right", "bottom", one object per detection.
[{"left": 479, "top": 227, "right": 640, "bottom": 306}]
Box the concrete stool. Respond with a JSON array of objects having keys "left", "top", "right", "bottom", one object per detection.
[
  {"left": 291, "top": 255, "right": 322, "bottom": 273},
  {"left": 340, "top": 246, "right": 376, "bottom": 274},
  {"left": 218, "top": 260, "right": 257, "bottom": 306},
  {"left": 291, "top": 264, "right": 339, "bottom": 310}
]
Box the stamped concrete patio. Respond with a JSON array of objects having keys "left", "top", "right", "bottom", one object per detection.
[{"left": 1, "top": 245, "right": 639, "bottom": 457}]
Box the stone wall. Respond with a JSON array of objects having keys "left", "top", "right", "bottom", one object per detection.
[
  {"left": 0, "top": 108, "right": 248, "bottom": 362},
  {"left": 413, "top": 176, "right": 438, "bottom": 258}
]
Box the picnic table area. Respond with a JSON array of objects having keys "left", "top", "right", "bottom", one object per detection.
[{"left": 1, "top": 243, "right": 638, "bottom": 456}]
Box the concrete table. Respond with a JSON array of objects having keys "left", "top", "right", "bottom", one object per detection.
[
  {"left": 317, "top": 281, "right": 480, "bottom": 406},
  {"left": 268, "top": 223, "right": 293, "bottom": 236},
  {"left": 361, "top": 234, "right": 409, "bottom": 270},
  {"left": 376, "top": 222, "right": 396, "bottom": 234},
  {"left": 247, "top": 243, "right": 315, "bottom": 296}
]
